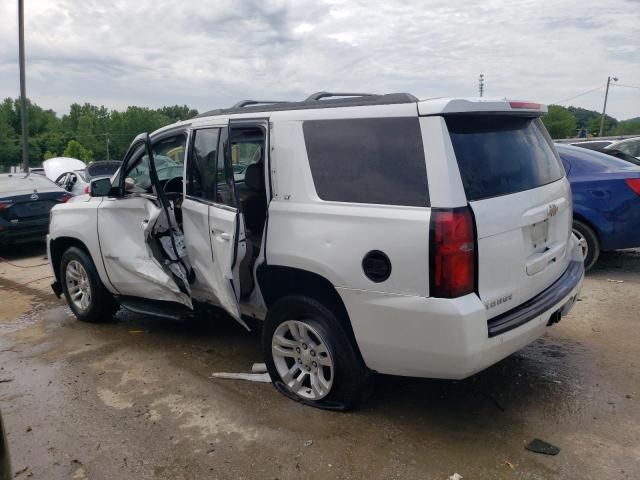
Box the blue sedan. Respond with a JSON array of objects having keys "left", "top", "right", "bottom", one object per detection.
[{"left": 555, "top": 144, "right": 640, "bottom": 270}]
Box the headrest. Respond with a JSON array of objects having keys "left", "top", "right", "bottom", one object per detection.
[{"left": 244, "top": 163, "right": 265, "bottom": 192}]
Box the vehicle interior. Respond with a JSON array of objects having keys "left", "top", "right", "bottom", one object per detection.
[{"left": 231, "top": 125, "right": 267, "bottom": 298}]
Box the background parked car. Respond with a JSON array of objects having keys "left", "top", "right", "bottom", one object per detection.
[
  {"left": 55, "top": 160, "right": 122, "bottom": 195},
  {"left": 0, "top": 174, "right": 72, "bottom": 246},
  {"left": 570, "top": 140, "right": 614, "bottom": 152},
  {"left": 556, "top": 144, "right": 640, "bottom": 269},
  {"left": 604, "top": 136, "right": 640, "bottom": 160}
]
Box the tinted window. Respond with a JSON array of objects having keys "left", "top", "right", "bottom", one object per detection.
[
  {"left": 0, "top": 174, "right": 57, "bottom": 193},
  {"left": 446, "top": 116, "right": 564, "bottom": 201},
  {"left": 303, "top": 117, "right": 428, "bottom": 206},
  {"left": 187, "top": 128, "right": 220, "bottom": 201}
]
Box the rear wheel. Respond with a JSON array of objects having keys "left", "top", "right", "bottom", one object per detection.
[
  {"left": 572, "top": 220, "right": 599, "bottom": 271},
  {"left": 262, "top": 295, "right": 371, "bottom": 411},
  {"left": 60, "top": 247, "right": 118, "bottom": 322}
]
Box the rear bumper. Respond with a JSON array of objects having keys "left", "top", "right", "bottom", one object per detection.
[
  {"left": 338, "top": 241, "right": 584, "bottom": 379},
  {"left": 0, "top": 218, "right": 48, "bottom": 245}
]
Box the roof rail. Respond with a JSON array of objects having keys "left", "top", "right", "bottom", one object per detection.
[
  {"left": 305, "top": 91, "right": 378, "bottom": 102},
  {"left": 232, "top": 100, "right": 288, "bottom": 108}
]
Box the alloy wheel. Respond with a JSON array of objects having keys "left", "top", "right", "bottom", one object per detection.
[
  {"left": 65, "top": 260, "right": 92, "bottom": 312},
  {"left": 271, "top": 320, "right": 334, "bottom": 400}
]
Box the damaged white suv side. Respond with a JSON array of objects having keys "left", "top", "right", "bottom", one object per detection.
[{"left": 48, "top": 92, "right": 584, "bottom": 410}]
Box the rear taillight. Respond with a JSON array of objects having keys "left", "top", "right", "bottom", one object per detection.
[
  {"left": 84, "top": 185, "right": 90, "bottom": 194},
  {"left": 429, "top": 207, "right": 476, "bottom": 298},
  {"left": 58, "top": 194, "right": 73, "bottom": 203},
  {"left": 625, "top": 178, "right": 640, "bottom": 196},
  {"left": 0, "top": 202, "right": 10, "bottom": 210}
]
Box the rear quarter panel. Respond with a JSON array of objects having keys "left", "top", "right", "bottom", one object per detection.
[{"left": 267, "top": 119, "right": 430, "bottom": 296}]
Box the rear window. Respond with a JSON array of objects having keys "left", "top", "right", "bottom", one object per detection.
[
  {"left": 446, "top": 116, "right": 564, "bottom": 201},
  {"left": 303, "top": 117, "right": 429, "bottom": 207},
  {"left": 0, "top": 174, "right": 56, "bottom": 194}
]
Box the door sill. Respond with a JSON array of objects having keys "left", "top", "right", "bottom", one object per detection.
[{"left": 117, "top": 296, "right": 193, "bottom": 320}]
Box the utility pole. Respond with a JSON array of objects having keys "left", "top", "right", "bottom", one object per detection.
[
  {"left": 479, "top": 73, "right": 484, "bottom": 97},
  {"left": 18, "top": 0, "right": 29, "bottom": 173},
  {"left": 106, "top": 136, "right": 110, "bottom": 161},
  {"left": 599, "top": 76, "right": 618, "bottom": 137}
]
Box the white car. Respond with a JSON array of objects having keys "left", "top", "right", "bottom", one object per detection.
[
  {"left": 605, "top": 136, "right": 640, "bottom": 160},
  {"left": 45, "top": 159, "right": 122, "bottom": 196},
  {"left": 48, "top": 93, "right": 584, "bottom": 409}
]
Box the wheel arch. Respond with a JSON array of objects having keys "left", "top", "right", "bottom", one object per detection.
[
  {"left": 50, "top": 237, "right": 95, "bottom": 284},
  {"left": 256, "top": 264, "right": 365, "bottom": 363},
  {"left": 572, "top": 213, "right": 603, "bottom": 249}
]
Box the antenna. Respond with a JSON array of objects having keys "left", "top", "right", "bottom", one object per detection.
[{"left": 479, "top": 73, "right": 485, "bottom": 97}]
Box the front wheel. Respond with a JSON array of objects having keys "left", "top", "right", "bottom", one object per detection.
[
  {"left": 60, "top": 247, "right": 118, "bottom": 322},
  {"left": 262, "top": 295, "right": 371, "bottom": 411},
  {"left": 572, "top": 220, "right": 600, "bottom": 271}
]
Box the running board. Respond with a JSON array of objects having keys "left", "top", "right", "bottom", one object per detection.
[{"left": 117, "top": 296, "right": 193, "bottom": 320}]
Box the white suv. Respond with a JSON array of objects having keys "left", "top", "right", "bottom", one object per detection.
[{"left": 48, "top": 92, "right": 584, "bottom": 410}]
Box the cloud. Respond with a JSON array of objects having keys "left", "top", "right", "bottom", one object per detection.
[{"left": 0, "top": 0, "right": 638, "bottom": 119}]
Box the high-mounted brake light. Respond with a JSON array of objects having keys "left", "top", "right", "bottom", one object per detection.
[
  {"left": 625, "top": 178, "right": 640, "bottom": 196},
  {"left": 429, "top": 207, "right": 476, "bottom": 298},
  {"left": 509, "top": 101, "right": 541, "bottom": 110}
]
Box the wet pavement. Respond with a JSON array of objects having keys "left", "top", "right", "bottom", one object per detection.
[{"left": 0, "top": 243, "right": 639, "bottom": 479}]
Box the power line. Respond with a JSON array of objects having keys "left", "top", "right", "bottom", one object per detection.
[
  {"left": 552, "top": 84, "right": 605, "bottom": 105},
  {"left": 613, "top": 83, "right": 640, "bottom": 90}
]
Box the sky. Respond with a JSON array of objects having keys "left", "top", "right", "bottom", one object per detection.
[{"left": 0, "top": 0, "right": 639, "bottom": 120}]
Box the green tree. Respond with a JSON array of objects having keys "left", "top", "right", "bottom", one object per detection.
[
  {"left": 613, "top": 118, "right": 640, "bottom": 135},
  {"left": 43, "top": 150, "right": 57, "bottom": 160},
  {"left": 63, "top": 140, "right": 92, "bottom": 161},
  {"left": 543, "top": 105, "right": 577, "bottom": 139}
]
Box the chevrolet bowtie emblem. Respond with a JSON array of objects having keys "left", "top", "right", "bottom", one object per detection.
[{"left": 548, "top": 203, "right": 559, "bottom": 217}]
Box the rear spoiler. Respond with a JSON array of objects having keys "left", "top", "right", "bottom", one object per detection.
[{"left": 418, "top": 98, "right": 547, "bottom": 116}]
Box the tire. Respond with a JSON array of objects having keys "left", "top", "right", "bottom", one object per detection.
[
  {"left": 262, "top": 295, "right": 372, "bottom": 411},
  {"left": 572, "top": 220, "right": 600, "bottom": 271},
  {"left": 60, "top": 246, "right": 118, "bottom": 322}
]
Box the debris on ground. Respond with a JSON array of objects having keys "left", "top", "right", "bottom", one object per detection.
[
  {"left": 128, "top": 330, "right": 145, "bottom": 334},
  {"left": 251, "top": 363, "right": 267, "bottom": 373},
  {"left": 304, "top": 440, "right": 313, "bottom": 447},
  {"left": 607, "top": 279, "right": 624, "bottom": 283},
  {"left": 448, "top": 473, "right": 463, "bottom": 480},
  {"left": 210, "top": 372, "right": 271, "bottom": 383},
  {"left": 0, "top": 378, "right": 13, "bottom": 383},
  {"left": 525, "top": 438, "right": 560, "bottom": 455},
  {"left": 505, "top": 460, "right": 515, "bottom": 469},
  {"left": 14, "top": 466, "right": 32, "bottom": 477}
]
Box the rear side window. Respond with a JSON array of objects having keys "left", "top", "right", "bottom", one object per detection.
[
  {"left": 303, "top": 117, "right": 429, "bottom": 207},
  {"left": 446, "top": 116, "right": 564, "bottom": 201}
]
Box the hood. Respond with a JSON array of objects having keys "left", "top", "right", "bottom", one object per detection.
[{"left": 42, "top": 157, "right": 87, "bottom": 182}]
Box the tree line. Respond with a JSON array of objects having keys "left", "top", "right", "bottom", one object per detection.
[
  {"left": 1, "top": 97, "right": 639, "bottom": 173},
  {"left": 0, "top": 98, "right": 197, "bottom": 172},
  {"left": 541, "top": 105, "right": 640, "bottom": 139}
]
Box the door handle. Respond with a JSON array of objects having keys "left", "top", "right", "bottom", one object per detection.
[{"left": 218, "top": 232, "right": 231, "bottom": 241}]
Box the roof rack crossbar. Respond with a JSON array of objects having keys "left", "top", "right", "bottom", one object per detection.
[
  {"left": 232, "top": 100, "right": 289, "bottom": 108},
  {"left": 305, "top": 91, "right": 378, "bottom": 102}
]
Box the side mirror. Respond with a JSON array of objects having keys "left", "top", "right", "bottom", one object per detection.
[{"left": 90, "top": 177, "right": 113, "bottom": 197}]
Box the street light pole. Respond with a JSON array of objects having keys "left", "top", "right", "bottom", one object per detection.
[
  {"left": 599, "top": 76, "right": 618, "bottom": 137},
  {"left": 18, "top": 0, "right": 29, "bottom": 173}
]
